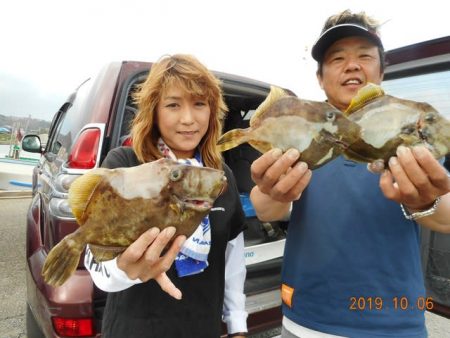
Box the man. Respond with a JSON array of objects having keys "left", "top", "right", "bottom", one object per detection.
[{"left": 250, "top": 10, "right": 450, "bottom": 338}]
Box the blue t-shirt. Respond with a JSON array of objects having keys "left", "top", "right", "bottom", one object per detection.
[{"left": 282, "top": 157, "right": 427, "bottom": 338}]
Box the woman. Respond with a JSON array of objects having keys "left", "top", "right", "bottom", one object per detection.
[{"left": 84, "top": 54, "right": 247, "bottom": 338}]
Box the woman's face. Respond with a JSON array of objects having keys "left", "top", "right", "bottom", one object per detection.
[
  {"left": 156, "top": 84, "right": 211, "bottom": 159},
  {"left": 317, "top": 36, "right": 384, "bottom": 112}
]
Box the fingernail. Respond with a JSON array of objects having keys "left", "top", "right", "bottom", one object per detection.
[
  {"left": 271, "top": 148, "right": 282, "bottom": 159},
  {"left": 164, "top": 227, "right": 176, "bottom": 237},
  {"left": 412, "top": 145, "right": 426, "bottom": 158},
  {"left": 389, "top": 156, "right": 398, "bottom": 166},
  {"left": 287, "top": 148, "right": 300, "bottom": 160},
  {"left": 396, "top": 146, "right": 408, "bottom": 156},
  {"left": 295, "top": 162, "right": 308, "bottom": 172},
  {"left": 149, "top": 227, "right": 160, "bottom": 236}
]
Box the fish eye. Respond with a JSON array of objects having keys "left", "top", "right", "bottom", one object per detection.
[
  {"left": 170, "top": 168, "right": 182, "bottom": 181},
  {"left": 424, "top": 113, "right": 436, "bottom": 123},
  {"left": 326, "top": 111, "right": 335, "bottom": 121}
]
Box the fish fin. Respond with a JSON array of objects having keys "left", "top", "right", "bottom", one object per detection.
[
  {"left": 250, "top": 86, "right": 289, "bottom": 126},
  {"left": 89, "top": 243, "right": 126, "bottom": 262},
  {"left": 68, "top": 170, "right": 106, "bottom": 224},
  {"left": 42, "top": 230, "right": 85, "bottom": 286},
  {"left": 344, "top": 83, "right": 385, "bottom": 116},
  {"left": 217, "top": 128, "right": 250, "bottom": 152},
  {"left": 248, "top": 140, "right": 273, "bottom": 154}
]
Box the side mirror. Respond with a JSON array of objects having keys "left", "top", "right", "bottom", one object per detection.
[{"left": 22, "top": 135, "right": 42, "bottom": 153}]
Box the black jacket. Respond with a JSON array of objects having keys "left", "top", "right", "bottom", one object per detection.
[{"left": 101, "top": 147, "right": 245, "bottom": 338}]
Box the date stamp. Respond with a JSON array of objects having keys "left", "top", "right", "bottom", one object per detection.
[{"left": 349, "top": 296, "right": 434, "bottom": 311}]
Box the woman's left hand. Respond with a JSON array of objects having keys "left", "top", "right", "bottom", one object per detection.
[{"left": 117, "top": 226, "right": 186, "bottom": 299}]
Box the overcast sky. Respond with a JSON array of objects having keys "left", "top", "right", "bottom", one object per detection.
[{"left": 1, "top": 0, "right": 449, "bottom": 122}]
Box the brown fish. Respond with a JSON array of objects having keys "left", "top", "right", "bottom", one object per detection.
[
  {"left": 217, "top": 86, "right": 362, "bottom": 169},
  {"left": 417, "top": 104, "right": 450, "bottom": 158},
  {"left": 42, "top": 158, "right": 227, "bottom": 287},
  {"left": 343, "top": 83, "right": 450, "bottom": 165}
]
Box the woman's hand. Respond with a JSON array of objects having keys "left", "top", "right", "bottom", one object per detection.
[{"left": 117, "top": 226, "right": 186, "bottom": 299}]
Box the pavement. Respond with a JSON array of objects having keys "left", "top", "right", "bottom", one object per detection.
[
  {"left": 0, "top": 192, "right": 449, "bottom": 338},
  {"left": 0, "top": 194, "right": 29, "bottom": 338}
]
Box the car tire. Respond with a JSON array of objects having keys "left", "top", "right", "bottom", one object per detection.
[{"left": 26, "top": 305, "right": 45, "bottom": 338}]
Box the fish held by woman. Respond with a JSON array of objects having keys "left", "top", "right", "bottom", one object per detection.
[{"left": 42, "top": 158, "right": 227, "bottom": 287}]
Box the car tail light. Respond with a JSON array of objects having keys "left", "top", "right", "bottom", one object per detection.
[
  {"left": 122, "top": 135, "right": 133, "bottom": 146},
  {"left": 68, "top": 128, "right": 101, "bottom": 169},
  {"left": 52, "top": 317, "right": 94, "bottom": 337}
]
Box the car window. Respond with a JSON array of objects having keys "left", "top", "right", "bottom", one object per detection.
[
  {"left": 120, "top": 82, "right": 141, "bottom": 139},
  {"left": 382, "top": 70, "right": 450, "bottom": 119},
  {"left": 47, "top": 79, "right": 94, "bottom": 160}
]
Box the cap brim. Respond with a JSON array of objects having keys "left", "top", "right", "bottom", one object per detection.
[{"left": 311, "top": 23, "right": 383, "bottom": 62}]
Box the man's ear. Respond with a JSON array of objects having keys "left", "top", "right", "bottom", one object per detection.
[{"left": 316, "top": 71, "right": 324, "bottom": 90}]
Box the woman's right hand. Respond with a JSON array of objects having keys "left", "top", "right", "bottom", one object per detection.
[{"left": 117, "top": 226, "right": 186, "bottom": 300}]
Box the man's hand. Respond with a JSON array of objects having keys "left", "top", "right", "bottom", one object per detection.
[
  {"left": 380, "top": 145, "right": 450, "bottom": 210},
  {"left": 117, "top": 227, "right": 186, "bottom": 300},
  {"left": 251, "top": 148, "right": 311, "bottom": 203}
]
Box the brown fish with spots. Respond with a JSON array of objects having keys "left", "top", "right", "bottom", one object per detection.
[
  {"left": 343, "top": 83, "right": 450, "bottom": 167},
  {"left": 217, "top": 86, "right": 362, "bottom": 169},
  {"left": 42, "top": 158, "right": 227, "bottom": 287}
]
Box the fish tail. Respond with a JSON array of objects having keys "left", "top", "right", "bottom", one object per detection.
[
  {"left": 42, "top": 231, "right": 85, "bottom": 287},
  {"left": 217, "top": 129, "right": 250, "bottom": 152}
]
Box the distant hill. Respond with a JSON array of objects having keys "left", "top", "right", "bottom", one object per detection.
[{"left": 0, "top": 114, "right": 51, "bottom": 134}]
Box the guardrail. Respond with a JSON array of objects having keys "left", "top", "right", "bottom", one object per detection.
[{"left": 0, "top": 190, "right": 32, "bottom": 199}]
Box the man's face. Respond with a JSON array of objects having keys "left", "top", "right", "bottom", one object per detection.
[{"left": 317, "top": 36, "right": 384, "bottom": 112}]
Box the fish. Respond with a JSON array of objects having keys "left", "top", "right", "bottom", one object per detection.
[
  {"left": 217, "top": 86, "right": 362, "bottom": 169},
  {"left": 342, "top": 83, "right": 450, "bottom": 166},
  {"left": 42, "top": 158, "right": 227, "bottom": 287}
]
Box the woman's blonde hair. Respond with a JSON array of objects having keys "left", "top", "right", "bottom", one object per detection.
[{"left": 131, "top": 54, "right": 228, "bottom": 169}]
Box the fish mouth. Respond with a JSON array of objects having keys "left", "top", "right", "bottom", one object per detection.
[
  {"left": 184, "top": 199, "right": 213, "bottom": 211},
  {"left": 417, "top": 127, "right": 439, "bottom": 153},
  {"left": 418, "top": 128, "right": 429, "bottom": 142},
  {"left": 173, "top": 195, "right": 213, "bottom": 212},
  {"left": 322, "top": 132, "right": 350, "bottom": 150},
  {"left": 333, "top": 138, "right": 350, "bottom": 150},
  {"left": 417, "top": 123, "right": 435, "bottom": 144}
]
